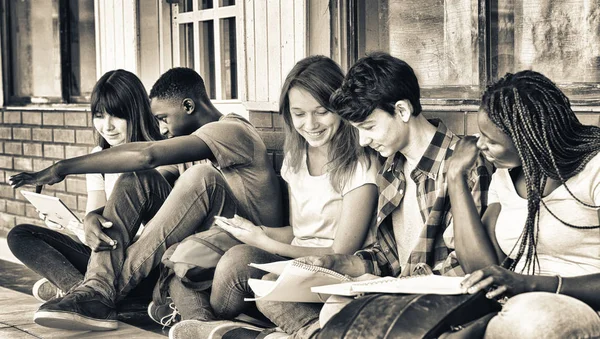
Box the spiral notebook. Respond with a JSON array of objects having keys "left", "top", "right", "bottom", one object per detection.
[
  {"left": 245, "top": 260, "right": 353, "bottom": 303},
  {"left": 311, "top": 275, "right": 465, "bottom": 297}
]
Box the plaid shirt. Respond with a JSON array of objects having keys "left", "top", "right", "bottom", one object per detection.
[{"left": 355, "top": 120, "right": 492, "bottom": 277}]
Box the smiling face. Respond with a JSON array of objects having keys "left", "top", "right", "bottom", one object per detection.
[
  {"left": 288, "top": 87, "right": 341, "bottom": 150},
  {"left": 351, "top": 108, "right": 407, "bottom": 158},
  {"left": 476, "top": 109, "right": 522, "bottom": 168},
  {"left": 92, "top": 110, "right": 128, "bottom": 146}
]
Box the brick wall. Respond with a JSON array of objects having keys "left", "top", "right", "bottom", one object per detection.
[
  {"left": 250, "top": 110, "right": 285, "bottom": 173},
  {"left": 1, "top": 106, "right": 598, "bottom": 234},
  {"left": 0, "top": 108, "right": 95, "bottom": 232}
]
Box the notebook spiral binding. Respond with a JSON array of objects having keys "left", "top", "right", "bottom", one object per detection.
[
  {"left": 352, "top": 275, "right": 423, "bottom": 287},
  {"left": 291, "top": 260, "right": 354, "bottom": 282}
]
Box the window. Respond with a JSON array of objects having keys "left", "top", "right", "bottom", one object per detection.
[
  {"left": 172, "top": 0, "right": 239, "bottom": 101},
  {"left": 343, "top": 0, "right": 600, "bottom": 103},
  {"left": 1, "top": 0, "right": 96, "bottom": 104},
  {"left": 138, "top": 0, "right": 173, "bottom": 92}
]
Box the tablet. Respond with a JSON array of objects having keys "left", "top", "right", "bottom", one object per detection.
[{"left": 21, "top": 191, "right": 82, "bottom": 228}]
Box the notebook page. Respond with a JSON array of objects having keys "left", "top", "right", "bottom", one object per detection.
[
  {"left": 352, "top": 275, "right": 464, "bottom": 295},
  {"left": 246, "top": 260, "right": 351, "bottom": 302}
]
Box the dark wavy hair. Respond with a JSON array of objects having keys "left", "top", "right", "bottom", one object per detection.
[
  {"left": 280, "top": 55, "right": 372, "bottom": 193},
  {"left": 330, "top": 52, "right": 422, "bottom": 122},
  {"left": 149, "top": 67, "right": 210, "bottom": 104},
  {"left": 91, "top": 69, "right": 163, "bottom": 149},
  {"left": 482, "top": 70, "right": 600, "bottom": 274}
]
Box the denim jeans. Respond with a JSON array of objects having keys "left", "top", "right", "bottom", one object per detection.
[
  {"left": 210, "top": 244, "right": 321, "bottom": 338},
  {"left": 256, "top": 291, "right": 322, "bottom": 339},
  {"left": 83, "top": 164, "right": 242, "bottom": 302},
  {"left": 485, "top": 292, "right": 600, "bottom": 339},
  {"left": 6, "top": 224, "right": 159, "bottom": 300},
  {"left": 168, "top": 278, "right": 217, "bottom": 321},
  {"left": 8, "top": 224, "right": 90, "bottom": 292},
  {"left": 209, "top": 244, "right": 285, "bottom": 319}
]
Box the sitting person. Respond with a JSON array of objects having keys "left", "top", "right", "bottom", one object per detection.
[
  {"left": 448, "top": 70, "right": 600, "bottom": 338},
  {"left": 8, "top": 69, "right": 166, "bottom": 303},
  {"left": 9, "top": 67, "right": 283, "bottom": 331},
  {"left": 167, "top": 55, "right": 379, "bottom": 338},
  {"left": 171, "top": 53, "right": 493, "bottom": 338}
]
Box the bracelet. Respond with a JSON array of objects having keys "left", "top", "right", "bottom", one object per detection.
[{"left": 555, "top": 274, "right": 563, "bottom": 294}]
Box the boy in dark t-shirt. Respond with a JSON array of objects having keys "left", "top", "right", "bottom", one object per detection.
[{"left": 9, "top": 68, "right": 283, "bottom": 331}]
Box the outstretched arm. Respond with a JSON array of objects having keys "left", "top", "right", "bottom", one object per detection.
[{"left": 10, "top": 135, "right": 212, "bottom": 188}]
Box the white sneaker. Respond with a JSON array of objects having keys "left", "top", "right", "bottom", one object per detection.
[{"left": 32, "top": 278, "right": 64, "bottom": 303}]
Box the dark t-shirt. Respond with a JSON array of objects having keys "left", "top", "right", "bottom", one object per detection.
[{"left": 192, "top": 113, "right": 283, "bottom": 227}]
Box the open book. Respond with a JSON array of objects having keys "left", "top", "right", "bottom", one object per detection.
[
  {"left": 311, "top": 275, "right": 466, "bottom": 297},
  {"left": 246, "top": 260, "right": 353, "bottom": 303}
]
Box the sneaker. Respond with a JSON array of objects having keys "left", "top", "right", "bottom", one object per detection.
[
  {"left": 33, "top": 286, "right": 118, "bottom": 331},
  {"left": 148, "top": 298, "right": 181, "bottom": 328},
  {"left": 168, "top": 320, "right": 266, "bottom": 339},
  {"left": 32, "top": 278, "right": 65, "bottom": 303}
]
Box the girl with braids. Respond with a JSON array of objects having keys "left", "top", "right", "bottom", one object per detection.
[{"left": 447, "top": 70, "right": 600, "bottom": 338}]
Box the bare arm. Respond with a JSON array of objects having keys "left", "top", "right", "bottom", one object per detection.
[
  {"left": 261, "top": 226, "right": 295, "bottom": 244},
  {"left": 10, "top": 135, "right": 211, "bottom": 188},
  {"left": 449, "top": 176, "right": 503, "bottom": 272},
  {"left": 257, "top": 184, "right": 377, "bottom": 258},
  {"left": 447, "top": 137, "right": 500, "bottom": 273},
  {"left": 217, "top": 184, "right": 378, "bottom": 258}
]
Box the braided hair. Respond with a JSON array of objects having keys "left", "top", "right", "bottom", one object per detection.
[{"left": 481, "top": 70, "right": 600, "bottom": 274}]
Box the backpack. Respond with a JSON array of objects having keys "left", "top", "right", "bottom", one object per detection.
[
  {"left": 317, "top": 292, "right": 500, "bottom": 339},
  {"left": 152, "top": 226, "right": 242, "bottom": 304}
]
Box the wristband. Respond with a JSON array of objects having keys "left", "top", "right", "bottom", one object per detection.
[{"left": 555, "top": 274, "right": 563, "bottom": 294}]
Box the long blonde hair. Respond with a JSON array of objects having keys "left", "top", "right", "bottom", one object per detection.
[{"left": 280, "top": 56, "right": 372, "bottom": 192}]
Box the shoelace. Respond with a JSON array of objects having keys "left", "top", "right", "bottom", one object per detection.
[{"left": 160, "top": 303, "right": 180, "bottom": 328}]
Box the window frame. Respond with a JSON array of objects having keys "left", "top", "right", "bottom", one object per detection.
[
  {"left": 171, "top": 0, "right": 245, "bottom": 104},
  {"left": 0, "top": 0, "right": 96, "bottom": 105},
  {"left": 340, "top": 0, "right": 600, "bottom": 106}
]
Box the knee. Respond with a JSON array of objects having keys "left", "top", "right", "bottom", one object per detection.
[
  {"left": 486, "top": 292, "right": 600, "bottom": 339},
  {"left": 217, "top": 244, "right": 259, "bottom": 272},
  {"left": 175, "top": 164, "right": 221, "bottom": 188},
  {"left": 7, "top": 224, "right": 37, "bottom": 249},
  {"left": 116, "top": 169, "right": 162, "bottom": 187}
]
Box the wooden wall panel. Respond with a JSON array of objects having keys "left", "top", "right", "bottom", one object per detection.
[
  {"left": 94, "top": 0, "right": 138, "bottom": 77},
  {"left": 244, "top": 0, "right": 307, "bottom": 112}
]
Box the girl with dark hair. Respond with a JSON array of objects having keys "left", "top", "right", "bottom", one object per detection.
[
  {"left": 448, "top": 70, "right": 600, "bottom": 337},
  {"left": 166, "top": 56, "right": 379, "bottom": 337},
  {"left": 8, "top": 69, "right": 165, "bottom": 303}
]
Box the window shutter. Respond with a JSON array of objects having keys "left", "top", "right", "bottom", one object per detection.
[{"left": 242, "top": 0, "right": 307, "bottom": 112}]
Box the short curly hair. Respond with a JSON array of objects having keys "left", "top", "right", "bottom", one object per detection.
[
  {"left": 330, "top": 52, "right": 422, "bottom": 123},
  {"left": 149, "top": 67, "right": 210, "bottom": 104}
]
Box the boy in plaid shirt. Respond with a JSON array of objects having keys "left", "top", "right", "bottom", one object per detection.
[{"left": 254, "top": 52, "right": 492, "bottom": 338}]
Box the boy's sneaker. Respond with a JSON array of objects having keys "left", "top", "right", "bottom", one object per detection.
[
  {"left": 33, "top": 285, "right": 118, "bottom": 331},
  {"left": 148, "top": 298, "right": 181, "bottom": 328},
  {"left": 32, "top": 278, "right": 65, "bottom": 303}
]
